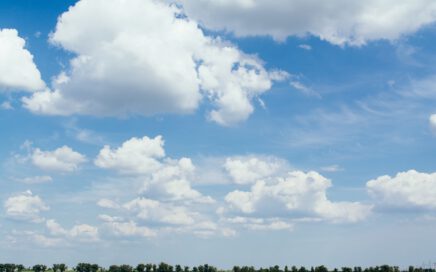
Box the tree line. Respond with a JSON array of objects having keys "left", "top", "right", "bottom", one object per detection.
[{"left": 0, "top": 263, "right": 435, "bottom": 272}]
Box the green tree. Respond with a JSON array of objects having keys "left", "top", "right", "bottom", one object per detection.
[
  {"left": 33, "top": 265, "right": 47, "bottom": 272},
  {"left": 137, "top": 264, "right": 146, "bottom": 272}
]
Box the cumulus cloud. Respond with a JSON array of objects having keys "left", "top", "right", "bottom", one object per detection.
[
  {"left": 4, "top": 191, "right": 49, "bottom": 222},
  {"left": 97, "top": 198, "right": 120, "bottom": 209},
  {"left": 367, "top": 170, "right": 436, "bottom": 210},
  {"left": 430, "top": 114, "right": 436, "bottom": 134},
  {"left": 224, "top": 156, "right": 288, "bottom": 184},
  {"left": 23, "top": 0, "right": 285, "bottom": 126},
  {"left": 179, "top": 0, "right": 436, "bottom": 46},
  {"left": 123, "top": 197, "right": 197, "bottom": 226},
  {"left": 95, "top": 135, "right": 213, "bottom": 203},
  {"left": 46, "top": 219, "right": 99, "bottom": 241},
  {"left": 95, "top": 136, "right": 165, "bottom": 174},
  {"left": 31, "top": 146, "right": 86, "bottom": 172},
  {"left": 224, "top": 171, "right": 372, "bottom": 223},
  {"left": 100, "top": 218, "right": 156, "bottom": 238},
  {"left": 0, "top": 29, "right": 45, "bottom": 91}
]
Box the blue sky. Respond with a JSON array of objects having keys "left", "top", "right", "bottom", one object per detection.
[{"left": 1, "top": 0, "right": 436, "bottom": 268}]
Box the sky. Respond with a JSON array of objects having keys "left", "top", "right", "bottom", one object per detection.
[{"left": 1, "top": 0, "right": 436, "bottom": 268}]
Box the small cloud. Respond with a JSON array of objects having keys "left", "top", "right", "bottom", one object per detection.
[
  {"left": 298, "top": 44, "right": 312, "bottom": 51},
  {"left": 4, "top": 190, "right": 49, "bottom": 222},
  {"left": 290, "top": 80, "right": 321, "bottom": 98},
  {"left": 430, "top": 114, "right": 436, "bottom": 135},
  {"left": 387, "top": 80, "right": 396, "bottom": 87},
  {"left": 1, "top": 101, "right": 13, "bottom": 110},
  {"left": 34, "top": 31, "right": 42, "bottom": 38},
  {"left": 64, "top": 118, "right": 104, "bottom": 145},
  {"left": 257, "top": 98, "right": 266, "bottom": 110},
  {"left": 320, "top": 165, "right": 343, "bottom": 172},
  {"left": 15, "top": 175, "right": 53, "bottom": 184}
]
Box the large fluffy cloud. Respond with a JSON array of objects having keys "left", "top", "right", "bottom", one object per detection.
[
  {"left": 367, "top": 170, "right": 436, "bottom": 210},
  {"left": 23, "top": 0, "right": 285, "bottom": 126},
  {"left": 4, "top": 191, "right": 49, "bottom": 222},
  {"left": 0, "top": 29, "right": 45, "bottom": 91},
  {"left": 223, "top": 170, "right": 372, "bottom": 223},
  {"left": 178, "top": 0, "right": 436, "bottom": 46}
]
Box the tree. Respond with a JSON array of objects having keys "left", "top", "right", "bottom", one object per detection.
[
  {"left": 33, "top": 265, "right": 47, "bottom": 272},
  {"left": 109, "top": 266, "right": 120, "bottom": 272},
  {"left": 53, "top": 264, "right": 67, "bottom": 272},
  {"left": 137, "top": 264, "right": 146, "bottom": 272},
  {"left": 315, "top": 266, "right": 328, "bottom": 272},
  {"left": 298, "top": 267, "right": 307, "bottom": 272},
  {"left": 119, "top": 265, "right": 133, "bottom": 272},
  {"left": 16, "top": 265, "right": 25, "bottom": 272}
]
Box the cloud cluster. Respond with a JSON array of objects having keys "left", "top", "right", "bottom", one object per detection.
[
  {"left": 8, "top": 137, "right": 436, "bottom": 242},
  {"left": 95, "top": 135, "right": 213, "bottom": 203},
  {"left": 179, "top": 0, "right": 436, "bottom": 46},
  {"left": 222, "top": 169, "right": 372, "bottom": 223},
  {"left": 0, "top": 29, "right": 45, "bottom": 92},
  {"left": 367, "top": 170, "right": 436, "bottom": 210},
  {"left": 93, "top": 135, "right": 218, "bottom": 238},
  {"left": 46, "top": 219, "right": 99, "bottom": 241},
  {"left": 4, "top": 191, "right": 49, "bottom": 222},
  {"left": 23, "top": 0, "right": 284, "bottom": 126}
]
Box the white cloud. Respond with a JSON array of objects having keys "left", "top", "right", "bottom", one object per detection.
[
  {"left": 298, "top": 44, "right": 312, "bottom": 51},
  {"left": 224, "top": 171, "right": 372, "bottom": 223},
  {"left": 0, "top": 29, "right": 45, "bottom": 91},
  {"left": 1, "top": 101, "right": 13, "bottom": 110},
  {"left": 32, "top": 234, "right": 63, "bottom": 247},
  {"left": 224, "top": 156, "right": 288, "bottom": 185},
  {"left": 46, "top": 219, "right": 68, "bottom": 236},
  {"left": 290, "top": 80, "right": 320, "bottom": 98},
  {"left": 430, "top": 114, "right": 436, "bottom": 135},
  {"left": 46, "top": 219, "right": 99, "bottom": 241},
  {"left": 69, "top": 224, "right": 99, "bottom": 241},
  {"left": 95, "top": 136, "right": 165, "bottom": 174},
  {"left": 95, "top": 135, "right": 213, "bottom": 203},
  {"left": 123, "top": 197, "right": 197, "bottom": 226},
  {"left": 179, "top": 0, "right": 436, "bottom": 46},
  {"left": 367, "top": 170, "right": 436, "bottom": 210},
  {"left": 16, "top": 176, "right": 53, "bottom": 184},
  {"left": 104, "top": 220, "right": 156, "bottom": 238},
  {"left": 97, "top": 198, "right": 120, "bottom": 209},
  {"left": 23, "top": 0, "right": 284, "bottom": 126},
  {"left": 224, "top": 217, "right": 293, "bottom": 231},
  {"left": 4, "top": 191, "right": 49, "bottom": 222},
  {"left": 32, "top": 146, "right": 86, "bottom": 172},
  {"left": 320, "top": 165, "right": 343, "bottom": 173}
]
